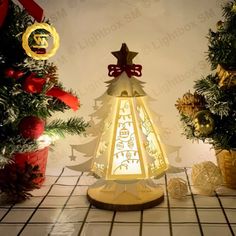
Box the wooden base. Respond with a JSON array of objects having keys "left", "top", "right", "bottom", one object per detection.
[{"left": 87, "top": 179, "right": 164, "bottom": 211}]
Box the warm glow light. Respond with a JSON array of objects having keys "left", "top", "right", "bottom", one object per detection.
[
  {"left": 91, "top": 96, "right": 168, "bottom": 180},
  {"left": 87, "top": 93, "right": 169, "bottom": 210},
  {"left": 136, "top": 97, "right": 168, "bottom": 176},
  {"left": 108, "top": 98, "right": 145, "bottom": 179},
  {"left": 37, "top": 134, "right": 52, "bottom": 149}
]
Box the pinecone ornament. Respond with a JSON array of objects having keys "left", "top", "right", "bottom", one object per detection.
[{"left": 175, "top": 92, "right": 205, "bottom": 117}]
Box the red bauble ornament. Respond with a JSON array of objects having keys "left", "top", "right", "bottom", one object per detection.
[
  {"left": 19, "top": 116, "right": 45, "bottom": 139},
  {"left": 5, "top": 68, "right": 15, "bottom": 78}
]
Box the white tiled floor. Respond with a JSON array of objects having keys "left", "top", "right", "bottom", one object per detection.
[
  {"left": 201, "top": 224, "right": 232, "bottom": 236},
  {"left": 115, "top": 211, "right": 140, "bottom": 222},
  {"left": 194, "top": 195, "right": 221, "bottom": 207},
  {"left": 111, "top": 223, "right": 140, "bottom": 236},
  {"left": 225, "top": 209, "right": 236, "bottom": 224},
  {"left": 142, "top": 224, "right": 170, "bottom": 236},
  {"left": 0, "top": 167, "right": 235, "bottom": 236},
  {"left": 30, "top": 209, "right": 62, "bottom": 223},
  {"left": 81, "top": 223, "right": 111, "bottom": 236},
  {"left": 172, "top": 224, "right": 201, "bottom": 236},
  {"left": 143, "top": 208, "right": 169, "bottom": 223},
  {"left": 171, "top": 208, "right": 198, "bottom": 223},
  {"left": 197, "top": 209, "right": 226, "bottom": 223},
  {"left": 2, "top": 209, "right": 34, "bottom": 223},
  {"left": 0, "top": 224, "right": 24, "bottom": 236},
  {"left": 58, "top": 208, "right": 88, "bottom": 223}
]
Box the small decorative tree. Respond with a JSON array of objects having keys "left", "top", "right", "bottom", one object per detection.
[
  {"left": 176, "top": 0, "right": 236, "bottom": 189},
  {"left": 0, "top": 1, "right": 88, "bottom": 201}
]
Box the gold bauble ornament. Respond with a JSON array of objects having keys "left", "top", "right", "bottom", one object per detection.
[
  {"left": 193, "top": 110, "right": 214, "bottom": 136},
  {"left": 216, "top": 20, "right": 224, "bottom": 30}
]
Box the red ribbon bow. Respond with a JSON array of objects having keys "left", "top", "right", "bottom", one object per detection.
[
  {"left": 108, "top": 64, "right": 142, "bottom": 78},
  {"left": 24, "top": 74, "right": 80, "bottom": 111},
  {"left": 0, "top": 0, "right": 43, "bottom": 27}
]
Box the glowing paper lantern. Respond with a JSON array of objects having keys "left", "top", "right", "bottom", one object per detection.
[{"left": 78, "top": 44, "right": 169, "bottom": 210}]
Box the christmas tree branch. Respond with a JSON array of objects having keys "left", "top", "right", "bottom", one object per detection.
[
  {"left": 45, "top": 117, "right": 89, "bottom": 138},
  {"left": 0, "top": 136, "right": 38, "bottom": 166},
  {"left": 194, "top": 75, "right": 232, "bottom": 117}
]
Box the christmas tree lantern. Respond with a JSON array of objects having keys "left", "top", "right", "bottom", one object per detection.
[{"left": 79, "top": 44, "right": 168, "bottom": 210}]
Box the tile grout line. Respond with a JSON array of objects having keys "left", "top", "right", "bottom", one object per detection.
[
  {"left": 108, "top": 211, "right": 116, "bottom": 236},
  {"left": 48, "top": 172, "right": 84, "bottom": 235},
  {"left": 215, "top": 192, "right": 234, "bottom": 235},
  {"left": 1, "top": 221, "right": 235, "bottom": 225},
  {"left": 77, "top": 204, "right": 92, "bottom": 236},
  {"left": 17, "top": 168, "right": 65, "bottom": 236},
  {"left": 184, "top": 167, "right": 204, "bottom": 236},
  {"left": 139, "top": 210, "right": 143, "bottom": 236},
  {"left": 2, "top": 205, "right": 236, "bottom": 210},
  {"left": 164, "top": 174, "right": 173, "bottom": 236},
  {"left": 0, "top": 204, "right": 15, "bottom": 222}
]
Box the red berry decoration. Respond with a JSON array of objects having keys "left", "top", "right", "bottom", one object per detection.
[
  {"left": 14, "top": 71, "right": 24, "bottom": 79},
  {"left": 5, "top": 68, "right": 15, "bottom": 78},
  {"left": 19, "top": 116, "right": 45, "bottom": 139}
]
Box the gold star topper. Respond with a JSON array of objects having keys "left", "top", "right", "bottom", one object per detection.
[{"left": 112, "top": 43, "right": 138, "bottom": 66}]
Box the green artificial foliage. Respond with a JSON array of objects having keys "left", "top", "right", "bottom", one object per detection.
[
  {"left": 45, "top": 117, "right": 89, "bottom": 138},
  {"left": 0, "top": 1, "right": 89, "bottom": 200},
  {"left": 208, "top": 2, "right": 236, "bottom": 69},
  {"left": 0, "top": 163, "right": 42, "bottom": 202},
  {"left": 176, "top": 0, "right": 236, "bottom": 150},
  {"left": 194, "top": 75, "right": 234, "bottom": 117}
]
